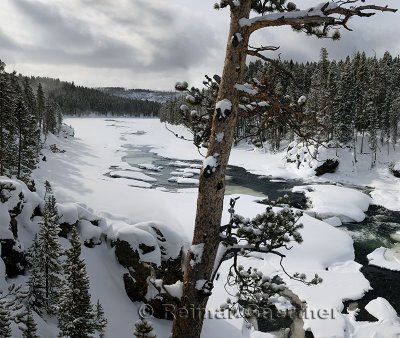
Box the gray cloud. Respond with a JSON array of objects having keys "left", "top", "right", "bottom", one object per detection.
[
  {"left": 0, "top": 0, "right": 398, "bottom": 89},
  {"left": 0, "top": 0, "right": 217, "bottom": 80}
]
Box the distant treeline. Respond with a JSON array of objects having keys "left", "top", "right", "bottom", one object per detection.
[{"left": 27, "top": 77, "right": 161, "bottom": 117}]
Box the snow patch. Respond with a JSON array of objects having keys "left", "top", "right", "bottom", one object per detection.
[
  {"left": 164, "top": 281, "right": 183, "bottom": 300},
  {"left": 109, "top": 170, "right": 157, "bottom": 182},
  {"left": 234, "top": 83, "right": 258, "bottom": 96},
  {"left": 216, "top": 99, "right": 232, "bottom": 118},
  {"left": 215, "top": 132, "right": 224, "bottom": 143},
  {"left": 190, "top": 243, "right": 204, "bottom": 267},
  {"left": 367, "top": 245, "right": 400, "bottom": 271}
]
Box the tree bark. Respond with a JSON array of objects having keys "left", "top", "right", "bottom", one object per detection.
[{"left": 171, "top": 2, "right": 252, "bottom": 337}]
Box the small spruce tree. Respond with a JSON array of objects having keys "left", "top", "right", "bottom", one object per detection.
[
  {"left": 27, "top": 181, "right": 63, "bottom": 316},
  {"left": 0, "top": 298, "right": 12, "bottom": 338},
  {"left": 21, "top": 306, "right": 39, "bottom": 338},
  {"left": 57, "top": 227, "right": 95, "bottom": 338},
  {"left": 133, "top": 318, "right": 156, "bottom": 338},
  {"left": 94, "top": 300, "right": 107, "bottom": 338}
]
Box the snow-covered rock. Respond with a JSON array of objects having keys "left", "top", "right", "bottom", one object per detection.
[
  {"left": 367, "top": 245, "right": 400, "bottom": 271},
  {"left": 365, "top": 297, "right": 399, "bottom": 322},
  {"left": 292, "top": 184, "right": 372, "bottom": 222}
]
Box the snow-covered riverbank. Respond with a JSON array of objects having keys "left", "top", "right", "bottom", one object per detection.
[{"left": 27, "top": 118, "right": 400, "bottom": 338}]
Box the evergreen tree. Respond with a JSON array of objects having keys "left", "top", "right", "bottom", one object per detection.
[
  {"left": 0, "top": 298, "right": 12, "bottom": 338},
  {"left": 14, "top": 89, "right": 30, "bottom": 179},
  {"left": 21, "top": 306, "right": 39, "bottom": 338},
  {"left": 58, "top": 227, "right": 95, "bottom": 338},
  {"left": 36, "top": 83, "right": 45, "bottom": 134},
  {"left": 14, "top": 78, "right": 39, "bottom": 180},
  {"left": 337, "top": 57, "right": 356, "bottom": 144},
  {"left": 0, "top": 61, "right": 16, "bottom": 176},
  {"left": 365, "top": 57, "right": 380, "bottom": 167},
  {"left": 325, "top": 61, "right": 340, "bottom": 141},
  {"left": 133, "top": 318, "right": 156, "bottom": 338},
  {"left": 43, "top": 99, "right": 58, "bottom": 135},
  {"left": 94, "top": 300, "right": 107, "bottom": 338},
  {"left": 353, "top": 51, "right": 369, "bottom": 153},
  {"left": 389, "top": 95, "right": 400, "bottom": 148},
  {"left": 27, "top": 182, "right": 63, "bottom": 316}
]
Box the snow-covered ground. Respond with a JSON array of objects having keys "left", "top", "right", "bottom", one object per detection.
[{"left": 22, "top": 118, "right": 400, "bottom": 338}]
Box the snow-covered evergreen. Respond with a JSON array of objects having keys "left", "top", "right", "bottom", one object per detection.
[
  {"left": 27, "top": 182, "right": 63, "bottom": 316},
  {"left": 57, "top": 227, "right": 96, "bottom": 338}
]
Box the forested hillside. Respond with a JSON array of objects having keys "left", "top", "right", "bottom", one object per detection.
[
  {"left": 26, "top": 77, "right": 161, "bottom": 117},
  {"left": 0, "top": 60, "right": 62, "bottom": 182},
  {"left": 100, "top": 87, "right": 180, "bottom": 104},
  {"left": 160, "top": 49, "right": 400, "bottom": 166}
]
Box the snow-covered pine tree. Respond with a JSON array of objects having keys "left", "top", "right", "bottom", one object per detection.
[
  {"left": 353, "top": 51, "right": 368, "bottom": 153},
  {"left": 57, "top": 227, "right": 95, "bottom": 338},
  {"left": 14, "top": 89, "right": 30, "bottom": 179},
  {"left": 27, "top": 182, "right": 63, "bottom": 316},
  {"left": 389, "top": 95, "right": 400, "bottom": 149},
  {"left": 21, "top": 306, "right": 39, "bottom": 338},
  {"left": 378, "top": 51, "right": 393, "bottom": 150},
  {"left": 94, "top": 300, "right": 107, "bottom": 338},
  {"left": 303, "top": 48, "right": 331, "bottom": 142},
  {"left": 0, "top": 61, "right": 17, "bottom": 177},
  {"left": 0, "top": 297, "right": 12, "bottom": 338},
  {"left": 133, "top": 318, "right": 156, "bottom": 338},
  {"left": 0, "top": 284, "right": 29, "bottom": 338},
  {"left": 36, "top": 83, "right": 45, "bottom": 134},
  {"left": 390, "top": 56, "right": 400, "bottom": 149},
  {"left": 43, "top": 99, "right": 58, "bottom": 135},
  {"left": 337, "top": 57, "right": 355, "bottom": 145},
  {"left": 365, "top": 57, "right": 380, "bottom": 167},
  {"left": 325, "top": 60, "right": 340, "bottom": 142},
  {"left": 14, "top": 77, "right": 39, "bottom": 181}
]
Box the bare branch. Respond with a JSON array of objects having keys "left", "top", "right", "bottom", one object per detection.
[{"left": 246, "top": 49, "right": 294, "bottom": 80}]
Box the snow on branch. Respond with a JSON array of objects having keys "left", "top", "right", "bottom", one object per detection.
[
  {"left": 240, "top": 1, "right": 397, "bottom": 35},
  {"left": 234, "top": 83, "right": 259, "bottom": 96}
]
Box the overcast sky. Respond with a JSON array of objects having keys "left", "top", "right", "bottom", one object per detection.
[{"left": 0, "top": 0, "right": 398, "bottom": 90}]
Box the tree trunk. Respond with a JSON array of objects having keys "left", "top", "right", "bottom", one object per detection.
[{"left": 171, "top": 2, "right": 252, "bottom": 337}]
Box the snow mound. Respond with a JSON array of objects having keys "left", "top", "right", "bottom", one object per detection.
[
  {"left": 365, "top": 297, "right": 399, "bottom": 322},
  {"left": 57, "top": 202, "right": 98, "bottom": 225},
  {"left": 59, "top": 123, "right": 75, "bottom": 138},
  {"left": 78, "top": 219, "right": 102, "bottom": 244},
  {"left": 134, "top": 221, "right": 185, "bottom": 260},
  {"left": 0, "top": 178, "right": 42, "bottom": 240},
  {"left": 109, "top": 170, "right": 157, "bottom": 182},
  {"left": 292, "top": 184, "right": 372, "bottom": 222},
  {"left": 106, "top": 220, "right": 186, "bottom": 265},
  {"left": 116, "top": 224, "right": 161, "bottom": 265},
  {"left": 344, "top": 298, "right": 400, "bottom": 338},
  {"left": 367, "top": 245, "right": 400, "bottom": 271}
]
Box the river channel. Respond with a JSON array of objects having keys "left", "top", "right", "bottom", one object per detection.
[{"left": 113, "top": 144, "right": 400, "bottom": 333}]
